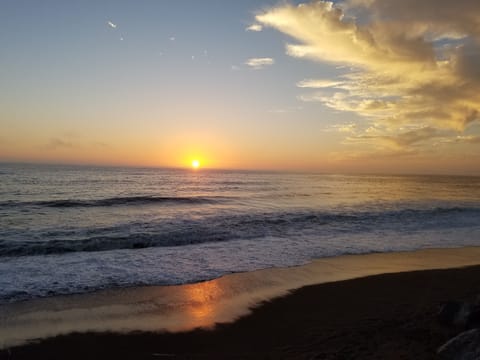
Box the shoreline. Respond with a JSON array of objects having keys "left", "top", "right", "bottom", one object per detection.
[
  {"left": 2, "top": 265, "right": 480, "bottom": 359},
  {"left": 2, "top": 246, "right": 480, "bottom": 354}
]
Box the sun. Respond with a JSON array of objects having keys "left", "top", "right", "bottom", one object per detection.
[{"left": 191, "top": 160, "right": 200, "bottom": 169}]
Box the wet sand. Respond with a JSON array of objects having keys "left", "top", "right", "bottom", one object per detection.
[{"left": 2, "top": 247, "right": 480, "bottom": 359}]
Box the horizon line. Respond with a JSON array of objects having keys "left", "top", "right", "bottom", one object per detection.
[{"left": 1, "top": 160, "right": 480, "bottom": 178}]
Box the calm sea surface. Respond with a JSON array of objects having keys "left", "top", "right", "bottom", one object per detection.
[{"left": 1, "top": 163, "right": 480, "bottom": 303}]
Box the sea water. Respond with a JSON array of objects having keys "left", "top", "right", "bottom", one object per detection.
[{"left": 1, "top": 163, "right": 480, "bottom": 304}]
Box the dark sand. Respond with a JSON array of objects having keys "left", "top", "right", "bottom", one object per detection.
[{"left": 2, "top": 265, "right": 480, "bottom": 359}]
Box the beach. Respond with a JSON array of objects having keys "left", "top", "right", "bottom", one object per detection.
[
  {"left": 2, "top": 247, "right": 480, "bottom": 359},
  {"left": 3, "top": 0, "right": 480, "bottom": 357},
  {"left": 2, "top": 166, "right": 480, "bottom": 358}
]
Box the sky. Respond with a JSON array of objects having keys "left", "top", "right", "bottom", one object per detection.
[{"left": 1, "top": 0, "right": 480, "bottom": 174}]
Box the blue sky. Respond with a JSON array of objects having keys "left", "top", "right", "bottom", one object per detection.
[{"left": 1, "top": 0, "right": 479, "bottom": 174}]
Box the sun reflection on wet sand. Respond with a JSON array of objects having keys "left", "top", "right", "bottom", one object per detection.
[
  {"left": 181, "top": 280, "right": 224, "bottom": 327},
  {"left": 3, "top": 247, "right": 480, "bottom": 349}
]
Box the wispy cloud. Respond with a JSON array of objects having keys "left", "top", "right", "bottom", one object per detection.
[
  {"left": 324, "top": 123, "right": 357, "bottom": 133},
  {"left": 91, "top": 141, "right": 110, "bottom": 148},
  {"left": 43, "top": 138, "right": 74, "bottom": 150},
  {"left": 453, "top": 135, "right": 480, "bottom": 144},
  {"left": 256, "top": 0, "right": 480, "bottom": 152},
  {"left": 107, "top": 21, "right": 117, "bottom": 29},
  {"left": 246, "top": 24, "right": 263, "bottom": 32},
  {"left": 347, "top": 127, "right": 443, "bottom": 151},
  {"left": 268, "top": 106, "right": 303, "bottom": 113},
  {"left": 297, "top": 79, "right": 343, "bottom": 88},
  {"left": 245, "top": 57, "right": 275, "bottom": 69}
]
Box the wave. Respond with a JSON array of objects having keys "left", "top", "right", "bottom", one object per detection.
[
  {"left": 0, "top": 195, "right": 226, "bottom": 209},
  {"left": 0, "top": 229, "right": 233, "bottom": 257},
  {"left": 1, "top": 206, "right": 479, "bottom": 258}
]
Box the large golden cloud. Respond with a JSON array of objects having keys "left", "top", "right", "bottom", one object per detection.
[{"left": 257, "top": 0, "right": 480, "bottom": 151}]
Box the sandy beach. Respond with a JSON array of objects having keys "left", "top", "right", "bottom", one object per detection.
[{"left": 2, "top": 247, "right": 480, "bottom": 359}]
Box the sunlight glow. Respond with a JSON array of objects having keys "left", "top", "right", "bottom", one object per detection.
[{"left": 192, "top": 160, "right": 200, "bottom": 169}]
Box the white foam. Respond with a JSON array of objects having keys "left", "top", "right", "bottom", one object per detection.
[
  {"left": 2, "top": 246, "right": 480, "bottom": 350},
  {"left": 1, "top": 226, "right": 480, "bottom": 304}
]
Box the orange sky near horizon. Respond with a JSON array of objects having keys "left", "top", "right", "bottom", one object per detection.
[{"left": 1, "top": 0, "right": 480, "bottom": 175}]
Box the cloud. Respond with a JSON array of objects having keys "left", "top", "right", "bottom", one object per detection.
[
  {"left": 245, "top": 57, "right": 275, "bottom": 69},
  {"left": 324, "top": 123, "right": 357, "bottom": 133},
  {"left": 387, "top": 127, "right": 440, "bottom": 148},
  {"left": 256, "top": 0, "right": 480, "bottom": 152},
  {"left": 91, "top": 141, "right": 110, "bottom": 148},
  {"left": 268, "top": 106, "right": 303, "bottom": 113},
  {"left": 43, "top": 138, "right": 74, "bottom": 150},
  {"left": 246, "top": 24, "right": 263, "bottom": 32},
  {"left": 297, "top": 79, "right": 343, "bottom": 88},
  {"left": 347, "top": 127, "right": 443, "bottom": 151},
  {"left": 107, "top": 21, "right": 117, "bottom": 29},
  {"left": 454, "top": 135, "right": 480, "bottom": 144}
]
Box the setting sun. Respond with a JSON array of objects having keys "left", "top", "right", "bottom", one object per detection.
[{"left": 192, "top": 160, "right": 200, "bottom": 169}]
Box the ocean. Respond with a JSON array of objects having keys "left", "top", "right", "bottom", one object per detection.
[{"left": 1, "top": 163, "right": 480, "bottom": 304}]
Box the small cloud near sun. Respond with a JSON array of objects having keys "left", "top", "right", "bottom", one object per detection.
[{"left": 107, "top": 21, "right": 117, "bottom": 29}]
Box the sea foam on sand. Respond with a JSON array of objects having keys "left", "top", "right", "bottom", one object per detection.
[{"left": 2, "top": 246, "right": 480, "bottom": 349}]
